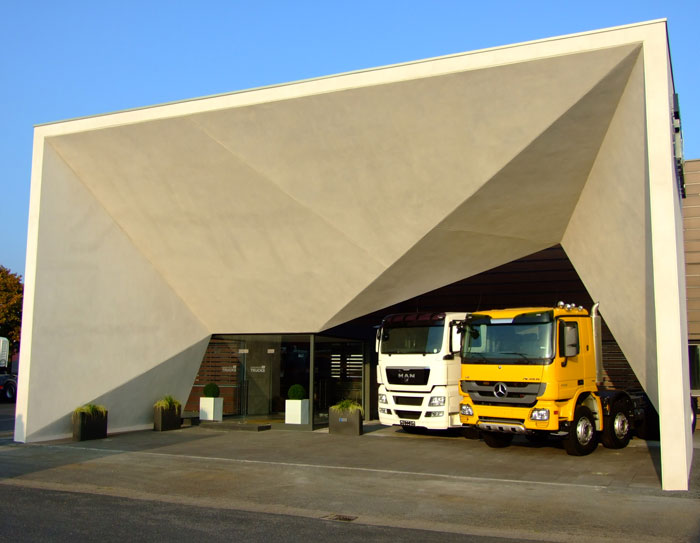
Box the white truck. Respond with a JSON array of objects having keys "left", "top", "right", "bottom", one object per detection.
[{"left": 376, "top": 312, "right": 465, "bottom": 431}]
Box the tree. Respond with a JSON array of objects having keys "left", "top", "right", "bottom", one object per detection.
[{"left": 0, "top": 265, "right": 23, "bottom": 358}]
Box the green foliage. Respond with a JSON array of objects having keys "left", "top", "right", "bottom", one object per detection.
[
  {"left": 330, "top": 399, "right": 364, "bottom": 416},
  {"left": 73, "top": 403, "right": 107, "bottom": 418},
  {"left": 154, "top": 395, "right": 181, "bottom": 410},
  {"left": 287, "top": 384, "right": 307, "bottom": 400},
  {"left": 0, "top": 266, "right": 23, "bottom": 358},
  {"left": 203, "top": 383, "right": 220, "bottom": 398}
]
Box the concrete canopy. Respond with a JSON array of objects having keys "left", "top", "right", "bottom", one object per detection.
[{"left": 18, "top": 20, "right": 692, "bottom": 489}]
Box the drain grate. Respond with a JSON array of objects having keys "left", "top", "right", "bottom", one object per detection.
[{"left": 321, "top": 514, "right": 358, "bottom": 522}]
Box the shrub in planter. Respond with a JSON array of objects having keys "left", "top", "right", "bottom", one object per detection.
[
  {"left": 203, "top": 383, "right": 220, "bottom": 398},
  {"left": 200, "top": 383, "right": 223, "bottom": 422},
  {"left": 329, "top": 399, "right": 363, "bottom": 436},
  {"left": 285, "top": 384, "right": 309, "bottom": 425},
  {"left": 72, "top": 403, "right": 108, "bottom": 441},
  {"left": 153, "top": 395, "right": 182, "bottom": 432},
  {"left": 287, "top": 384, "right": 306, "bottom": 400}
]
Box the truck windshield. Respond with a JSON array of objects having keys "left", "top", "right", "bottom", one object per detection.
[
  {"left": 462, "top": 319, "right": 554, "bottom": 364},
  {"left": 381, "top": 326, "right": 444, "bottom": 355}
]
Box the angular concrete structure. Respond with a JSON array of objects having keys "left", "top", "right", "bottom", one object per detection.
[{"left": 19, "top": 20, "right": 692, "bottom": 490}]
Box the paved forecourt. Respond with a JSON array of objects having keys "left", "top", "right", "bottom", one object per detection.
[{"left": 0, "top": 420, "right": 698, "bottom": 542}]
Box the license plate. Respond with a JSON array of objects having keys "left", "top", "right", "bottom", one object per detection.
[{"left": 400, "top": 420, "right": 415, "bottom": 427}]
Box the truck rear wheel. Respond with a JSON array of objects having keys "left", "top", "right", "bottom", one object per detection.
[
  {"left": 564, "top": 406, "right": 598, "bottom": 456},
  {"left": 482, "top": 431, "right": 513, "bottom": 448},
  {"left": 601, "top": 400, "right": 632, "bottom": 449},
  {"left": 2, "top": 380, "right": 16, "bottom": 402}
]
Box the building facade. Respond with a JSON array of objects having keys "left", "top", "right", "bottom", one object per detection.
[{"left": 16, "top": 21, "right": 693, "bottom": 490}]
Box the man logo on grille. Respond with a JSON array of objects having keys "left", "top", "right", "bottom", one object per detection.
[
  {"left": 494, "top": 382, "right": 508, "bottom": 398},
  {"left": 398, "top": 370, "right": 416, "bottom": 383}
]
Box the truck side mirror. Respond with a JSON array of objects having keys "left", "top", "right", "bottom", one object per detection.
[
  {"left": 558, "top": 321, "right": 580, "bottom": 358},
  {"left": 450, "top": 323, "right": 463, "bottom": 354}
]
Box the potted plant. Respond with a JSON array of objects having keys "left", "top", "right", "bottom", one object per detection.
[
  {"left": 329, "top": 399, "right": 363, "bottom": 436},
  {"left": 153, "top": 395, "right": 182, "bottom": 431},
  {"left": 199, "top": 383, "right": 223, "bottom": 422},
  {"left": 284, "top": 384, "right": 309, "bottom": 424},
  {"left": 72, "top": 403, "right": 108, "bottom": 441}
]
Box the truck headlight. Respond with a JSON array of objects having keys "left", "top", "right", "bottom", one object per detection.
[
  {"left": 426, "top": 411, "right": 444, "bottom": 417},
  {"left": 428, "top": 396, "right": 445, "bottom": 406},
  {"left": 379, "top": 408, "right": 391, "bottom": 415},
  {"left": 460, "top": 404, "right": 473, "bottom": 416},
  {"left": 530, "top": 408, "right": 550, "bottom": 421},
  {"left": 378, "top": 394, "right": 387, "bottom": 404}
]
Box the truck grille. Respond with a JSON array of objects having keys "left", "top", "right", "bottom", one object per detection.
[
  {"left": 386, "top": 368, "right": 429, "bottom": 385},
  {"left": 394, "top": 410, "right": 421, "bottom": 420},
  {"left": 461, "top": 380, "right": 546, "bottom": 407},
  {"left": 393, "top": 396, "right": 423, "bottom": 406}
]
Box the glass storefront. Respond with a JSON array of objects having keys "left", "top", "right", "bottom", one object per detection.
[{"left": 185, "top": 333, "right": 367, "bottom": 427}]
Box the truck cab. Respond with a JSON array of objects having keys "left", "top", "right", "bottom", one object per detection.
[
  {"left": 458, "top": 304, "right": 636, "bottom": 455},
  {"left": 376, "top": 312, "right": 465, "bottom": 431}
]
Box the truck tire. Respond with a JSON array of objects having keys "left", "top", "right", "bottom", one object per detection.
[
  {"left": 3, "top": 380, "right": 16, "bottom": 403},
  {"left": 635, "top": 401, "right": 660, "bottom": 441},
  {"left": 482, "top": 431, "right": 513, "bottom": 448},
  {"left": 601, "top": 399, "right": 632, "bottom": 449},
  {"left": 564, "top": 406, "right": 598, "bottom": 456}
]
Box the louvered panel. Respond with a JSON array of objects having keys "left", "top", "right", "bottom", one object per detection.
[
  {"left": 185, "top": 337, "right": 244, "bottom": 415},
  {"left": 331, "top": 353, "right": 342, "bottom": 378},
  {"left": 346, "top": 353, "right": 364, "bottom": 380}
]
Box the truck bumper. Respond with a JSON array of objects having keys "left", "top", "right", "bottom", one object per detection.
[
  {"left": 459, "top": 400, "right": 562, "bottom": 433},
  {"left": 379, "top": 385, "right": 461, "bottom": 429},
  {"left": 378, "top": 410, "right": 462, "bottom": 430}
]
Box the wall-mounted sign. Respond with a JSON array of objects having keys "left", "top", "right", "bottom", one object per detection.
[
  {"left": 222, "top": 366, "right": 237, "bottom": 373},
  {"left": 239, "top": 349, "right": 249, "bottom": 354},
  {"left": 250, "top": 365, "right": 266, "bottom": 373},
  {"left": 267, "top": 348, "right": 275, "bottom": 354}
]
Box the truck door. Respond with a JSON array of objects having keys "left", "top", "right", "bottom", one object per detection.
[{"left": 557, "top": 319, "right": 584, "bottom": 399}]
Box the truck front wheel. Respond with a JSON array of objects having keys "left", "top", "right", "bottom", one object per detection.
[
  {"left": 482, "top": 431, "right": 513, "bottom": 448},
  {"left": 564, "top": 406, "right": 598, "bottom": 456},
  {"left": 601, "top": 400, "right": 632, "bottom": 449}
]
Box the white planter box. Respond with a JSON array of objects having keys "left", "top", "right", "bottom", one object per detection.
[
  {"left": 199, "top": 397, "right": 223, "bottom": 421},
  {"left": 285, "top": 399, "right": 309, "bottom": 424}
]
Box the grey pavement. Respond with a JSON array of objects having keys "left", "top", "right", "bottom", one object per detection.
[{"left": 0, "top": 404, "right": 699, "bottom": 542}]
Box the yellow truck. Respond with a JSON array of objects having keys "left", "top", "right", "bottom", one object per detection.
[{"left": 458, "top": 302, "right": 644, "bottom": 455}]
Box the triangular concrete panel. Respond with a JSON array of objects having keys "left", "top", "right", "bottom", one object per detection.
[
  {"left": 19, "top": 143, "right": 210, "bottom": 441},
  {"left": 562, "top": 51, "right": 657, "bottom": 404},
  {"left": 323, "top": 47, "right": 641, "bottom": 328}
]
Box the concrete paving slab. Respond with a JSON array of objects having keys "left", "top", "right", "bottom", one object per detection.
[{"left": 1, "top": 421, "right": 699, "bottom": 541}]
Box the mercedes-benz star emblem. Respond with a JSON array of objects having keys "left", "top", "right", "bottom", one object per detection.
[{"left": 493, "top": 382, "right": 508, "bottom": 398}]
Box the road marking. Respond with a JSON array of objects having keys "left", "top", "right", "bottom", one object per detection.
[{"left": 24, "top": 443, "right": 607, "bottom": 491}]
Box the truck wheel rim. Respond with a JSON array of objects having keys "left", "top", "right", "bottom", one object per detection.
[
  {"left": 577, "top": 417, "right": 594, "bottom": 445},
  {"left": 614, "top": 412, "right": 629, "bottom": 439}
]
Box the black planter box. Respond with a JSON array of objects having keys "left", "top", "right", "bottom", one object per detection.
[
  {"left": 153, "top": 406, "right": 182, "bottom": 432},
  {"left": 72, "top": 411, "right": 108, "bottom": 441},
  {"left": 329, "top": 408, "right": 363, "bottom": 436}
]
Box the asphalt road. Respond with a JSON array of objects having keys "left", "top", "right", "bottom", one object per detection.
[{"left": 0, "top": 485, "right": 536, "bottom": 543}]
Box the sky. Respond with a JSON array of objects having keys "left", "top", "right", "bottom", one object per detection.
[{"left": 1, "top": 1, "right": 699, "bottom": 278}]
